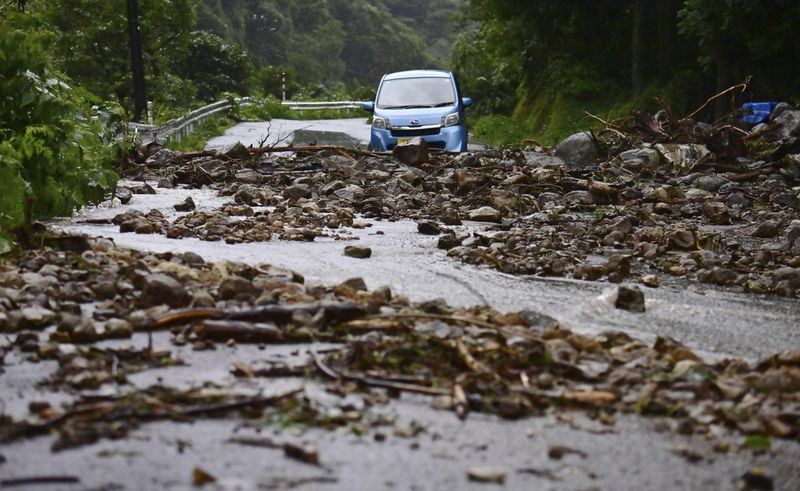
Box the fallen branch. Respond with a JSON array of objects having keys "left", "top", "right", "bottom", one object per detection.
[
  {"left": 370, "top": 313, "right": 497, "bottom": 330},
  {"left": 682, "top": 78, "right": 751, "bottom": 121},
  {"left": 310, "top": 348, "right": 449, "bottom": 396},
  {"left": 144, "top": 302, "right": 365, "bottom": 330},
  {"left": 196, "top": 320, "right": 283, "bottom": 343},
  {"left": 1, "top": 476, "right": 81, "bottom": 487}
]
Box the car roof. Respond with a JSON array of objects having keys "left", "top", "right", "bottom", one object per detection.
[{"left": 383, "top": 70, "right": 451, "bottom": 81}]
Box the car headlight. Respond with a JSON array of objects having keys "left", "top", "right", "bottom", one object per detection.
[
  {"left": 372, "top": 117, "right": 389, "bottom": 130},
  {"left": 441, "top": 112, "right": 460, "bottom": 127}
]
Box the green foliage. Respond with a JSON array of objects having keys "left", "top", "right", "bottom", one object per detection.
[
  {"left": 0, "top": 13, "right": 117, "bottom": 244},
  {"left": 455, "top": 0, "right": 800, "bottom": 143},
  {"left": 180, "top": 30, "right": 252, "bottom": 102}
]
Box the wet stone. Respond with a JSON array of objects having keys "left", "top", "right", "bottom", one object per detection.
[
  {"left": 468, "top": 206, "right": 502, "bottom": 223},
  {"left": 615, "top": 284, "right": 646, "bottom": 313},
  {"left": 344, "top": 246, "right": 372, "bottom": 259},
  {"left": 141, "top": 273, "right": 190, "bottom": 308},
  {"left": 417, "top": 221, "right": 443, "bottom": 235},
  {"left": 174, "top": 196, "right": 196, "bottom": 212}
]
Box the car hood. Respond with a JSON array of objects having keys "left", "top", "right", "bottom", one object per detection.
[{"left": 374, "top": 106, "right": 456, "bottom": 127}]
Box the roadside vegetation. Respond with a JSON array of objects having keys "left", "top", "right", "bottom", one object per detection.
[{"left": 453, "top": 0, "right": 800, "bottom": 146}]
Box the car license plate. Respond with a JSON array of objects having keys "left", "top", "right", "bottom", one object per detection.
[{"left": 397, "top": 137, "right": 412, "bottom": 145}]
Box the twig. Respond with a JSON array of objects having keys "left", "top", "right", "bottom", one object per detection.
[
  {"left": 310, "top": 348, "right": 449, "bottom": 396},
  {"left": 370, "top": 313, "right": 497, "bottom": 330},
  {"left": 584, "top": 111, "right": 625, "bottom": 132},
  {"left": 682, "top": 78, "right": 751, "bottom": 121},
  {"left": 1, "top": 476, "right": 80, "bottom": 487}
]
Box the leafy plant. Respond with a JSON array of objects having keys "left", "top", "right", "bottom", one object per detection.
[{"left": 0, "top": 14, "right": 118, "bottom": 249}]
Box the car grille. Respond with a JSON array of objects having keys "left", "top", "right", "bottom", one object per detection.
[{"left": 391, "top": 127, "right": 440, "bottom": 137}]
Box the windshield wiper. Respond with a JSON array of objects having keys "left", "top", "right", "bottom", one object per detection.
[
  {"left": 432, "top": 102, "right": 455, "bottom": 107},
  {"left": 381, "top": 104, "right": 433, "bottom": 109}
]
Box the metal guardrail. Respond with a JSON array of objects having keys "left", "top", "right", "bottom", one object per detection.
[
  {"left": 281, "top": 100, "right": 368, "bottom": 111},
  {"left": 128, "top": 97, "right": 253, "bottom": 143}
]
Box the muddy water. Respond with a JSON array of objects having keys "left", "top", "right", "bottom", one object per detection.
[{"left": 57, "top": 180, "right": 800, "bottom": 360}]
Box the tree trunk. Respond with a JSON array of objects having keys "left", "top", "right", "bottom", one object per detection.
[
  {"left": 127, "top": 0, "right": 147, "bottom": 122},
  {"left": 631, "top": 0, "right": 645, "bottom": 95},
  {"left": 714, "top": 56, "right": 732, "bottom": 120},
  {"left": 655, "top": 0, "right": 674, "bottom": 80}
]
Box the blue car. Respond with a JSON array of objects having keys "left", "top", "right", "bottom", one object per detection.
[{"left": 363, "top": 70, "right": 472, "bottom": 153}]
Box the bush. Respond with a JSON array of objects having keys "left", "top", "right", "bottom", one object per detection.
[{"left": 0, "top": 16, "right": 118, "bottom": 251}]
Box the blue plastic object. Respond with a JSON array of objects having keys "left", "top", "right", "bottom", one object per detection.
[{"left": 739, "top": 102, "right": 778, "bottom": 125}]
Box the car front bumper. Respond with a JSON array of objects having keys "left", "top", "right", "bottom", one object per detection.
[{"left": 370, "top": 125, "right": 467, "bottom": 153}]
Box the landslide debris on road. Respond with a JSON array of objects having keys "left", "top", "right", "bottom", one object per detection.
[
  {"left": 0, "top": 239, "right": 798, "bottom": 456},
  {"left": 111, "top": 103, "right": 800, "bottom": 298}
]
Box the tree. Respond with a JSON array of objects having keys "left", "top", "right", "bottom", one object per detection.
[{"left": 126, "top": 0, "right": 147, "bottom": 121}]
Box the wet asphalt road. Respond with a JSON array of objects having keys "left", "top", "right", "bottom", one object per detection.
[{"left": 6, "top": 120, "right": 798, "bottom": 490}]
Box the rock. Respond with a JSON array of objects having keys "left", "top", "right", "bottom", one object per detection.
[
  {"left": 116, "top": 187, "right": 133, "bottom": 205},
  {"left": 490, "top": 189, "right": 518, "bottom": 210},
  {"left": 762, "top": 108, "right": 800, "bottom": 142},
  {"left": 145, "top": 149, "right": 176, "bottom": 166},
  {"left": 618, "top": 147, "right": 660, "bottom": 170},
  {"left": 340, "top": 277, "right": 368, "bottom": 292},
  {"left": 668, "top": 230, "right": 696, "bottom": 250},
  {"left": 563, "top": 190, "right": 595, "bottom": 207},
  {"left": 181, "top": 251, "right": 205, "bottom": 266},
  {"left": 223, "top": 142, "right": 251, "bottom": 160},
  {"left": 700, "top": 267, "right": 737, "bottom": 286},
  {"left": 654, "top": 143, "right": 710, "bottom": 169},
  {"left": 467, "top": 466, "right": 506, "bottom": 484},
  {"left": 139, "top": 140, "right": 162, "bottom": 159},
  {"left": 333, "top": 184, "right": 363, "bottom": 201},
  {"left": 129, "top": 183, "right": 156, "bottom": 194},
  {"left": 468, "top": 206, "right": 502, "bottom": 223},
  {"left": 694, "top": 175, "right": 729, "bottom": 193},
  {"left": 20, "top": 306, "right": 57, "bottom": 330},
  {"left": 392, "top": 137, "right": 429, "bottom": 165},
  {"left": 615, "top": 284, "right": 645, "bottom": 312},
  {"left": 344, "top": 246, "right": 372, "bottom": 259},
  {"left": 235, "top": 170, "right": 262, "bottom": 185},
  {"left": 417, "top": 221, "right": 442, "bottom": 235},
  {"left": 141, "top": 273, "right": 190, "bottom": 308},
  {"left": 438, "top": 234, "right": 464, "bottom": 250},
  {"left": 753, "top": 221, "right": 780, "bottom": 238},
  {"left": 105, "top": 319, "right": 133, "bottom": 338},
  {"left": 218, "top": 275, "right": 256, "bottom": 300},
  {"left": 554, "top": 132, "right": 599, "bottom": 169},
  {"left": 174, "top": 196, "right": 196, "bottom": 212},
  {"left": 234, "top": 185, "right": 259, "bottom": 205},
  {"left": 157, "top": 177, "right": 176, "bottom": 189},
  {"left": 283, "top": 184, "right": 313, "bottom": 200},
  {"left": 702, "top": 202, "right": 731, "bottom": 224}
]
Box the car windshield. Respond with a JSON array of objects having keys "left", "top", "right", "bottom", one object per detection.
[{"left": 377, "top": 77, "right": 455, "bottom": 109}]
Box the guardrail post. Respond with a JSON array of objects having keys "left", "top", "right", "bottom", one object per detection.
[
  {"left": 281, "top": 72, "right": 286, "bottom": 102},
  {"left": 147, "top": 101, "right": 153, "bottom": 125}
]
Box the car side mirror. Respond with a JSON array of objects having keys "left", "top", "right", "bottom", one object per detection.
[
  {"left": 462, "top": 97, "right": 473, "bottom": 108},
  {"left": 362, "top": 102, "right": 374, "bottom": 112}
]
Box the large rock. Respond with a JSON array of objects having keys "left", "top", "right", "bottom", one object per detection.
[
  {"left": 392, "top": 137, "right": 429, "bottom": 166},
  {"left": 283, "top": 184, "right": 313, "bottom": 200},
  {"left": 468, "top": 206, "right": 502, "bottom": 223},
  {"left": 762, "top": 107, "right": 800, "bottom": 143},
  {"left": 554, "top": 132, "right": 600, "bottom": 169},
  {"left": 615, "top": 284, "right": 645, "bottom": 313},
  {"left": 174, "top": 196, "right": 196, "bottom": 212},
  {"left": 141, "top": 273, "right": 190, "bottom": 308},
  {"left": 223, "top": 141, "right": 251, "bottom": 160}
]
